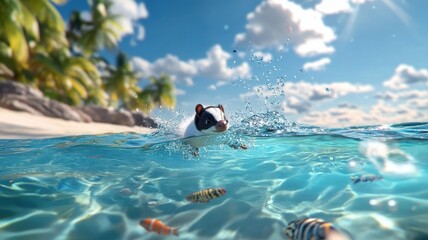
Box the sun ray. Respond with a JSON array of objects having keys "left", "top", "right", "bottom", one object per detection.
[
  {"left": 342, "top": 4, "right": 360, "bottom": 40},
  {"left": 381, "top": 0, "right": 412, "bottom": 27}
]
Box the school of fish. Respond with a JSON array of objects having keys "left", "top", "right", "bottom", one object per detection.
[{"left": 139, "top": 172, "right": 388, "bottom": 239}]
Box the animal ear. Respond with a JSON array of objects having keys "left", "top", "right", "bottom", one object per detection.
[
  {"left": 218, "top": 104, "right": 224, "bottom": 112},
  {"left": 195, "top": 104, "right": 204, "bottom": 116}
]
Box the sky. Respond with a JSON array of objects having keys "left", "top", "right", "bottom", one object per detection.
[{"left": 58, "top": 0, "right": 428, "bottom": 127}]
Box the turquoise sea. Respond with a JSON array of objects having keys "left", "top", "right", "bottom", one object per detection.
[{"left": 0, "top": 112, "right": 427, "bottom": 240}]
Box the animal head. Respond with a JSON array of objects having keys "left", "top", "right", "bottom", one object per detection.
[{"left": 194, "top": 104, "right": 228, "bottom": 134}]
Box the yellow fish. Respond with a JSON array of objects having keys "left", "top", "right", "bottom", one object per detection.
[{"left": 186, "top": 188, "right": 227, "bottom": 203}]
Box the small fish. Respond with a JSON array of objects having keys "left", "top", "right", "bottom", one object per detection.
[
  {"left": 119, "top": 188, "right": 133, "bottom": 196},
  {"left": 186, "top": 188, "right": 227, "bottom": 203},
  {"left": 140, "top": 218, "right": 178, "bottom": 236},
  {"left": 351, "top": 174, "right": 383, "bottom": 184},
  {"left": 285, "top": 218, "right": 352, "bottom": 240},
  {"left": 147, "top": 200, "right": 159, "bottom": 208}
]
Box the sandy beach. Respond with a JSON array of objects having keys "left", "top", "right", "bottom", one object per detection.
[{"left": 0, "top": 108, "right": 155, "bottom": 139}]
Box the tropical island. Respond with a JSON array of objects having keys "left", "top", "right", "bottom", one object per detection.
[{"left": 0, "top": 0, "right": 174, "bottom": 138}]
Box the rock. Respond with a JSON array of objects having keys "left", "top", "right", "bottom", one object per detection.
[
  {"left": 0, "top": 80, "right": 158, "bottom": 128},
  {"left": 79, "top": 105, "right": 135, "bottom": 126},
  {"left": 0, "top": 80, "right": 90, "bottom": 122},
  {"left": 0, "top": 80, "right": 44, "bottom": 98},
  {"left": 132, "top": 111, "right": 158, "bottom": 128}
]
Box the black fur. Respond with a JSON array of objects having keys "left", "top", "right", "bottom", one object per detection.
[{"left": 194, "top": 104, "right": 225, "bottom": 131}]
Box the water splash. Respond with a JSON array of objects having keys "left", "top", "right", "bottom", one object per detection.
[{"left": 359, "top": 141, "right": 419, "bottom": 177}]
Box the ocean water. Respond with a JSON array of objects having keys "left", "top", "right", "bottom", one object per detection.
[{"left": 1, "top": 113, "right": 427, "bottom": 240}]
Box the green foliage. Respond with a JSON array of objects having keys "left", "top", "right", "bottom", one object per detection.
[
  {"left": 0, "top": 0, "right": 176, "bottom": 113},
  {"left": 137, "top": 75, "right": 176, "bottom": 113},
  {"left": 104, "top": 52, "right": 141, "bottom": 109}
]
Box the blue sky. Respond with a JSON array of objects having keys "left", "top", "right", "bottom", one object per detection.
[{"left": 58, "top": 0, "right": 428, "bottom": 127}]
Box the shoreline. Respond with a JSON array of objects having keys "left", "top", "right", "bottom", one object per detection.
[{"left": 0, "top": 108, "right": 155, "bottom": 139}]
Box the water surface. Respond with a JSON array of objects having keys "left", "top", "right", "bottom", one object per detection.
[{"left": 1, "top": 114, "right": 427, "bottom": 240}]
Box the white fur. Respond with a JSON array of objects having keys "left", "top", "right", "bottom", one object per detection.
[
  {"left": 180, "top": 117, "right": 202, "bottom": 138},
  {"left": 179, "top": 107, "right": 228, "bottom": 148}
]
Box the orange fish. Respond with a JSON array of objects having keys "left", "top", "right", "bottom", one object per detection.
[{"left": 140, "top": 218, "right": 179, "bottom": 236}]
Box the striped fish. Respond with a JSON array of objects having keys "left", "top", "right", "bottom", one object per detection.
[
  {"left": 186, "top": 188, "right": 227, "bottom": 203},
  {"left": 285, "top": 218, "right": 352, "bottom": 240},
  {"left": 140, "top": 218, "right": 178, "bottom": 236},
  {"left": 351, "top": 174, "right": 383, "bottom": 184}
]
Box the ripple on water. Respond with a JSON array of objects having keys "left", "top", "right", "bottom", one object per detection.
[{"left": 0, "top": 119, "right": 427, "bottom": 239}]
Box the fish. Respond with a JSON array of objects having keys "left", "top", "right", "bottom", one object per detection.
[
  {"left": 140, "top": 218, "right": 178, "bottom": 236},
  {"left": 285, "top": 218, "right": 353, "bottom": 240},
  {"left": 147, "top": 200, "right": 159, "bottom": 208},
  {"left": 186, "top": 187, "right": 227, "bottom": 203},
  {"left": 351, "top": 174, "right": 383, "bottom": 184}
]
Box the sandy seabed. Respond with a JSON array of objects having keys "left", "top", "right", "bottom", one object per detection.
[{"left": 0, "top": 107, "right": 155, "bottom": 139}]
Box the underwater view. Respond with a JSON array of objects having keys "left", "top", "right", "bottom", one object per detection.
[{"left": 1, "top": 114, "right": 427, "bottom": 240}]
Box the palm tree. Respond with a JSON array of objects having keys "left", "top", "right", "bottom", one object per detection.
[
  {"left": 77, "top": 0, "right": 124, "bottom": 56},
  {"left": 0, "top": 0, "right": 67, "bottom": 80},
  {"left": 137, "top": 75, "right": 176, "bottom": 113},
  {"left": 0, "top": 0, "right": 39, "bottom": 66},
  {"left": 104, "top": 52, "right": 141, "bottom": 109},
  {"left": 31, "top": 48, "right": 106, "bottom": 106}
]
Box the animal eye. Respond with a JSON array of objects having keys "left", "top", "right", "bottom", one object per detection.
[{"left": 205, "top": 119, "right": 212, "bottom": 124}]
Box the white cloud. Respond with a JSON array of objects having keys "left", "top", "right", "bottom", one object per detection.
[
  {"left": 174, "top": 88, "right": 186, "bottom": 96},
  {"left": 194, "top": 45, "right": 251, "bottom": 81},
  {"left": 315, "top": 0, "right": 352, "bottom": 15},
  {"left": 110, "top": 0, "right": 148, "bottom": 38},
  {"left": 303, "top": 57, "right": 331, "bottom": 71},
  {"left": 351, "top": 0, "right": 374, "bottom": 5},
  {"left": 235, "top": 0, "right": 336, "bottom": 57},
  {"left": 376, "top": 90, "right": 428, "bottom": 101},
  {"left": 299, "top": 97, "right": 428, "bottom": 127},
  {"left": 137, "top": 24, "right": 145, "bottom": 40},
  {"left": 82, "top": 0, "right": 148, "bottom": 41},
  {"left": 209, "top": 81, "right": 228, "bottom": 91},
  {"left": 241, "top": 81, "right": 374, "bottom": 113},
  {"left": 408, "top": 98, "right": 428, "bottom": 110},
  {"left": 369, "top": 100, "right": 427, "bottom": 124},
  {"left": 300, "top": 105, "right": 374, "bottom": 127},
  {"left": 384, "top": 64, "right": 428, "bottom": 89},
  {"left": 132, "top": 44, "right": 251, "bottom": 86},
  {"left": 132, "top": 54, "right": 197, "bottom": 85}
]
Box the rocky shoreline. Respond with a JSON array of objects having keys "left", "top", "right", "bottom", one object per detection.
[{"left": 0, "top": 80, "right": 157, "bottom": 128}]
